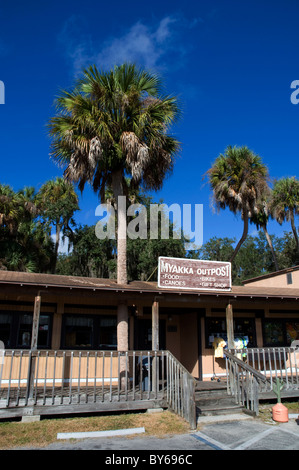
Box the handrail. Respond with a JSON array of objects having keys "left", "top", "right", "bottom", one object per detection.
[
  {"left": 228, "top": 347, "right": 299, "bottom": 393},
  {"left": 164, "top": 351, "right": 197, "bottom": 430},
  {"left": 224, "top": 350, "right": 267, "bottom": 415},
  {"left": 224, "top": 351, "right": 267, "bottom": 382}
]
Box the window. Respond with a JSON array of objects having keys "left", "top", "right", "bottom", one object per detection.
[
  {"left": 287, "top": 272, "right": 293, "bottom": 285},
  {"left": 17, "top": 314, "right": 32, "bottom": 347},
  {"left": 205, "top": 317, "right": 256, "bottom": 348},
  {"left": 62, "top": 314, "right": 117, "bottom": 350},
  {"left": 0, "top": 311, "right": 52, "bottom": 349},
  {"left": 97, "top": 317, "right": 117, "bottom": 349},
  {"left": 286, "top": 321, "right": 299, "bottom": 343},
  {"left": 0, "top": 313, "right": 12, "bottom": 348},
  {"left": 65, "top": 316, "right": 93, "bottom": 348},
  {"left": 263, "top": 320, "right": 284, "bottom": 346},
  {"left": 263, "top": 319, "right": 299, "bottom": 346}
]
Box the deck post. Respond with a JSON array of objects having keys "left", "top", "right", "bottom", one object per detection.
[
  {"left": 152, "top": 300, "right": 159, "bottom": 351},
  {"left": 28, "top": 293, "right": 41, "bottom": 400},
  {"left": 31, "top": 293, "right": 41, "bottom": 350},
  {"left": 226, "top": 302, "right": 234, "bottom": 349},
  {"left": 152, "top": 300, "right": 159, "bottom": 394}
]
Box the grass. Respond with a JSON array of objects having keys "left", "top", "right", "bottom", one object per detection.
[{"left": 0, "top": 410, "right": 190, "bottom": 449}]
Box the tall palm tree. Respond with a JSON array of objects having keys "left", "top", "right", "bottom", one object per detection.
[
  {"left": 47, "top": 63, "right": 180, "bottom": 355},
  {"left": 36, "top": 177, "right": 79, "bottom": 272},
  {"left": 207, "top": 145, "right": 269, "bottom": 263},
  {"left": 271, "top": 177, "right": 299, "bottom": 258}
]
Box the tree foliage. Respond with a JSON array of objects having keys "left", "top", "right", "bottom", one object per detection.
[
  {"left": 36, "top": 177, "right": 79, "bottom": 272},
  {"left": 0, "top": 179, "right": 298, "bottom": 283},
  {"left": 0, "top": 184, "right": 55, "bottom": 272},
  {"left": 47, "top": 63, "right": 181, "bottom": 285},
  {"left": 270, "top": 176, "right": 299, "bottom": 261},
  {"left": 207, "top": 145, "right": 269, "bottom": 262}
]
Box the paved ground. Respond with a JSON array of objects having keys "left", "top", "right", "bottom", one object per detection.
[{"left": 18, "top": 412, "right": 299, "bottom": 452}]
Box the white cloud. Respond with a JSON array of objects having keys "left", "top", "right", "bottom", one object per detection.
[{"left": 59, "top": 14, "right": 193, "bottom": 76}]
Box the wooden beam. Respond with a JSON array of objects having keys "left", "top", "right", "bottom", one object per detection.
[
  {"left": 226, "top": 302, "right": 234, "bottom": 349},
  {"left": 152, "top": 300, "right": 159, "bottom": 396},
  {"left": 152, "top": 300, "right": 159, "bottom": 351},
  {"left": 31, "top": 293, "right": 41, "bottom": 350}
]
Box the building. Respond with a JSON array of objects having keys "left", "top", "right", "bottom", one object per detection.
[
  {"left": 0, "top": 268, "right": 298, "bottom": 381},
  {"left": 242, "top": 265, "right": 299, "bottom": 289}
]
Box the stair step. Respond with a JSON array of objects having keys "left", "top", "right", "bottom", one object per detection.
[
  {"left": 195, "top": 382, "right": 245, "bottom": 416},
  {"left": 195, "top": 390, "right": 228, "bottom": 397},
  {"left": 196, "top": 395, "right": 235, "bottom": 403},
  {"left": 197, "top": 404, "right": 245, "bottom": 417}
]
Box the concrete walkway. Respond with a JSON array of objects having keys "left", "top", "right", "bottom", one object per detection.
[{"left": 19, "top": 412, "right": 299, "bottom": 451}]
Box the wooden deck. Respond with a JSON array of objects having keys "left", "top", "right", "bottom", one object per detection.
[
  {"left": 0, "top": 384, "right": 168, "bottom": 419},
  {"left": 0, "top": 349, "right": 196, "bottom": 428},
  {"left": 1, "top": 346, "right": 298, "bottom": 422}
]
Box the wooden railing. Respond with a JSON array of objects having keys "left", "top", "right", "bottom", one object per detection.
[
  {"left": 225, "top": 346, "right": 299, "bottom": 414},
  {"left": 224, "top": 350, "right": 267, "bottom": 415},
  {"left": 229, "top": 346, "right": 299, "bottom": 393},
  {"left": 165, "top": 351, "right": 196, "bottom": 429},
  {"left": 0, "top": 349, "right": 197, "bottom": 428}
]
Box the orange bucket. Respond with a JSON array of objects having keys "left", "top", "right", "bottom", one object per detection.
[{"left": 272, "top": 403, "right": 289, "bottom": 423}]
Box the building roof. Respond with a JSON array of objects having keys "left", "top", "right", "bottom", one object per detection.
[
  {"left": 242, "top": 265, "right": 299, "bottom": 285},
  {"left": 0, "top": 270, "right": 299, "bottom": 300}
]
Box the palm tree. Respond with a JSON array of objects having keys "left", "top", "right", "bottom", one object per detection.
[
  {"left": 0, "top": 184, "right": 37, "bottom": 234},
  {"left": 207, "top": 145, "right": 269, "bottom": 263},
  {"left": 271, "top": 177, "right": 299, "bottom": 258},
  {"left": 47, "top": 63, "right": 180, "bottom": 356},
  {"left": 36, "top": 177, "right": 79, "bottom": 272},
  {"left": 0, "top": 184, "right": 55, "bottom": 273}
]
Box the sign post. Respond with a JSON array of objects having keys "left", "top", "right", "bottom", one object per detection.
[{"left": 158, "top": 257, "right": 231, "bottom": 292}]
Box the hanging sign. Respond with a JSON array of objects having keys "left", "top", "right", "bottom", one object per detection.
[{"left": 158, "top": 257, "right": 231, "bottom": 291}]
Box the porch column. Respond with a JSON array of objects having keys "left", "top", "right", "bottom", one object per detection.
[
  {"left": 31, "top": 293, "right": 41, "bottom": 350},
  {"left": 226, "top": 302, "right": 234, "bottom": 349},
  {"left": 152, "top": 300, "right": 159, "bottom": 395},
  {"left": 152, "top": 300, "right": 159, "bottom": 351},
  {"left": 28, "top": 293, "right": 41, "bottom": 402},
  {"left": 117, "top": 301, "right": 128, "bottom": 352},
  {"left": 117, "top": 301, "right": 128, "bottom": 390}
]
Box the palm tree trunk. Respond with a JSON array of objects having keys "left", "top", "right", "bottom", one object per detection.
[
  {"left": 112, "top": 170, "right": 127, "bottom": 285},
  {"left": 230, "top": 211, "right": 249, "bottom": 263},
  {"left": 262, "top": 224, "right": 279, "bottom": 271},
  {"left": 112, "top": 170, "right": 129, "bottom": 390},
  {"left": 290, "top": 211, "right": 299, "bottom": 254}
]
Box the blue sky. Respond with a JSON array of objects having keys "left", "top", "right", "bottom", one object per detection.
[{"left": 0, "top": 0, "right": 299, "bottom": 250}]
